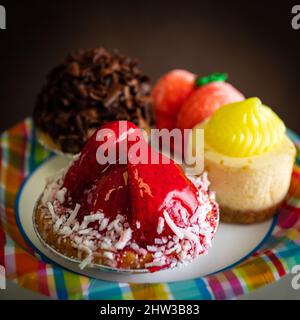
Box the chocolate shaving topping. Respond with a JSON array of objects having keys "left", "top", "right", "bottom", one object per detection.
[{"left": 33, "top": 47, "right": 154, "bottom": 153}]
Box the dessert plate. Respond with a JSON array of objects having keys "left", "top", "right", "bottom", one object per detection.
[
  {"left": 1, "top": 119, "right": 300, "bottom": 299},
  {"left": 15, "top": 155, "right": 276, "bottom": 283}
]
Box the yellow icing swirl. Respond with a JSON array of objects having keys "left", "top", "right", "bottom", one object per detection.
[{"left": 204, "top": 97, "right": 286, "bottom": 157}]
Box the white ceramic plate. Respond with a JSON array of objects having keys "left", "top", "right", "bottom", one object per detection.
[{"left": 15, "top": 155, "right": 276, "bottom": 284}]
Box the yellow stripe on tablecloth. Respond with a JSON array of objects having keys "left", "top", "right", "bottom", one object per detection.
[
  {"left": 79, "top": 275, "right": 90, "bottom": 299},
  {"left": 46, "top": 266, "right": 58, "bottom": 299},
  {"left": 129, "top": 283, "right": 170, "bottom": 300},
  {"left": 234, "top": 257, "right": 275, "bottom": 292}
]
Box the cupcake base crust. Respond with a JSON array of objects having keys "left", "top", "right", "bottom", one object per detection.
[{"left": 220, "top": 202, "right": 282, "bottom": 224}]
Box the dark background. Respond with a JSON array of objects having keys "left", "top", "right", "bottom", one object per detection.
[{"left": 0, "top": 0, "right": 300, "bottom": 134}]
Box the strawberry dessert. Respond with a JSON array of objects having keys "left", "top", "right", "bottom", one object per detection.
[{"left": 35, "top": 121, "right": 219, "bottom": 272}]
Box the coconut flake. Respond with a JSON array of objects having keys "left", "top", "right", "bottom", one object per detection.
[
  {"left": 71, "top": 221, "right": 80, "bottom": 233},
  {"left": 56, "top": 187, "right": 67, "bottom": 204},
  {"left": 167, "top": 241, "right": 174, "bottom": 248},
  {"left": 147, "top": 245, "right": 158, "bottom": 252},
  {"left": 83, "top": 239, "right": 96, "bottom": 250},
  {"left": 107, "top": 217, "right": 121, "bottom": 231},
  {"left": 191, "top": 204, "right": 210, "bottom": 224},
  {"left": 47, "top": 202, "right": 57, "bottom": 219},
  {"left": 115, "top": 228, "right": 132, "bottom": 250},
  {"left": 139, "top": 248, "right": 147, "bottom": 256},
  {"left": 163, "top": 210, "right": 184, "bottom": 239},
  {"left": 162, "top": 237, "right": 168, "bottom": 244},
  {"left": 103, "top": 251, "right": 115, "bottom": 260},
  {"left": 154, "top": 251, "right": 163, "bottom": 258},
  {"left": 79, "top": 254, "right": 92, "bottom": 269},
  {"left": 99, "top": 218, "right": 109, "bottom": 231},
  {"left": 180, "top": 228, "right": 202, "bottom": 256},
  {"left": 53, "top": 217, "right": 64, "bottom": 233},
  {"left": 145, "top": 258, "right": 166, "bottom": 268},
  {"left": 58, "top": 226, "right": 72, "bottom": 236},
  {"left": 83, "top": 213, "right": 104, "bottom": 225},
  {"left": 78, "top": 228, "right": 93, "bottom": 235},
  {"left": 180, "top": 209, "right": 189, "bottom": 225},
  {"left": 130, "top": 243, "right": 140, "bottom": 252},
  {"left": 165, "top": 244, "right": 179, "bottom": 255},
  {"left": 65, "top": 203, "right": 81, "bottom": 227},
  {"left": 157, "top": 217, "right": 165, "bottom": 234},
  {"left": 73, "top": 236, "right": 83, "bottom": 245},
  {"left": 100, "top": 240, "right": 113, "bottom": 251},
  {"left": 78, "top": 244, "right": 93, "bottom": 269},
  {"left": 178, "top": 249, "right": 186, "bottom": 260},
  {"left": 154, "top": 238, "right": 163, "bottom": 245}
]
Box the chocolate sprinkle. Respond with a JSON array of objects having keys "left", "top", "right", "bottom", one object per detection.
[{"left": 33, "top": 47, "right": 154, "bottom": 154}]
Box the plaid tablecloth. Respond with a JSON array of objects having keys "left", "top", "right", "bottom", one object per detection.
[{"left": 0, "top": 118, "right": 300, "bottom": 299}]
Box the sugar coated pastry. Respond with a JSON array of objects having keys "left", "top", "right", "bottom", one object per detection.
[{"left": 35, "top": 121, "right": 219, "bottom": 271}]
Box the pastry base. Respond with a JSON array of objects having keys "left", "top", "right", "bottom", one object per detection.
[{"left": 34, "top": 206, "right": 153, "bottom": 270}]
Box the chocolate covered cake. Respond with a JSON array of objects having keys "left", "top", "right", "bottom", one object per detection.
[{"left": 33, "top": 47, "right": 154, "bottom": 154}]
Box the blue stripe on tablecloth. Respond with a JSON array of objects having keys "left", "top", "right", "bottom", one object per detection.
[
  {"left": 53, "top": 267, "right": 68, "bottom": 300},
  {"left": 88, "top": 279, "right": 124, "bottom": 300},
  {"left": 168, "top": 279, "right": 212, "bottom": 300}
]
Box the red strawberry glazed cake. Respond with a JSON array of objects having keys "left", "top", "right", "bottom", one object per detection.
[{"left": 34, "top": 121, "right": 219, "bottom": 272}]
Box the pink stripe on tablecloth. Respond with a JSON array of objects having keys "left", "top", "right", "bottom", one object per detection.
[
  {"left": 38, "top": 261, "right": 50, "bottom": 296},
  {"left": 0, "top": 228, "right": 5, "bottom": 266},
  {"left": 4, "top": 250, "right": 16, "bottom": 278},
  {"left": 207, "top": 276, "right": 226, "bottom": 300},
  {"left": 223, "top": 270, "right": 244, "bottom": 296},
  {"left": 278, "top": 204, "right": 300, "bottom": 229},
  {"left": 20, "top": 120, "right": 30, "bottom": 178}
]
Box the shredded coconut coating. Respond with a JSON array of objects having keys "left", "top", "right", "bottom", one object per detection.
[{"left": 36, "top": 166, "right": 219, "bottom": 271}]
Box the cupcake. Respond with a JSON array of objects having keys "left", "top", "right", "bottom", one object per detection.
[
  {"left": 34, "top": 121, "right": 219, "bottom": 271},
  {"left": 190, "top": 98, "right": 296, "bottom": 224},
  {"left": 34, "top": 48, "right": 154, "bottom": 154}
]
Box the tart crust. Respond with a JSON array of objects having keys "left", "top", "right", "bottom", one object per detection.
[{"left": 35, "top": 205, "right": 153, "bottom": 269}]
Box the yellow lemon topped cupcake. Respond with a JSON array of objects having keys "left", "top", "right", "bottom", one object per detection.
[{"left": 191, "top": 97, "right": 296, "bottom": 223}]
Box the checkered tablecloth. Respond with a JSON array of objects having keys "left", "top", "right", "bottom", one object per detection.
[{"left": 0, "top": 118, "right": 300, "bottom": 299}]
